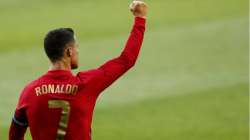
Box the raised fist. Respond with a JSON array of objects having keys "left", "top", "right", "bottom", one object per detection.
[{"left": 130, "top": 0, "right": 148, "bottom": 19}]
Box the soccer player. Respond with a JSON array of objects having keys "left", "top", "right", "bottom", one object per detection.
[{"left": 9, "top": 1, "right": 147, "bottom": 140}]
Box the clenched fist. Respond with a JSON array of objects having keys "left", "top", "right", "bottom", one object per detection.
[{"left": 130, "top": 0, "right": 148, "bottom": 19}]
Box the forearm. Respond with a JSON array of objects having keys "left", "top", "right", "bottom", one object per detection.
[
  {"left": 119, "top": 17, "right": 146, "bottom": 68},
  {"left": 93, "top": 17, "right": 145, "bottom": 87}
]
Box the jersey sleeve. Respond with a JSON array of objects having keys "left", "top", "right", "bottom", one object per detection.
[
  {"left": 77, "top": 17, "right": 146, "bottom": 96},
  {"left": 9, "top": 87, "right": 29, "bottom": 140},
  {"left": 9, "top": 121, "right": 27, "bottom": 140},
  {"left": 12, "top": 87, "right": 29, "bottom": 127}
]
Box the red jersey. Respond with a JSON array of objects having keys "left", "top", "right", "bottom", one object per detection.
[{"left": 10, "top": 17, "right": 146, "bottom": 140}]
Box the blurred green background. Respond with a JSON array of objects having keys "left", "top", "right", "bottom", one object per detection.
[{"left": 0, "top": 0, "right": 248, "bottom": 139}]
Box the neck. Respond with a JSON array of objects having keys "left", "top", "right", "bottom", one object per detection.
[{"left": 49, "top": 60, "right": 71, "bottom": 71}]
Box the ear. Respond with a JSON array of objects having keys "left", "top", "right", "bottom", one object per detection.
[{"left": 66, "top": 47, "right": 73, "bottom": 57}]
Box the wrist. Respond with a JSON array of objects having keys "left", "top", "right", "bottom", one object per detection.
[{"left": 135, "top": 16, "right": 147, "bottom": 19}]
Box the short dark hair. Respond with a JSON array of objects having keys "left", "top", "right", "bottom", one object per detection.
[{"left": 44, "top": 28, "right": 75, "bottom": 62}]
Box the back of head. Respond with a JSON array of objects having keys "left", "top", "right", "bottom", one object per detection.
[{"left": 44, "top": 28, "right": 75, "bottom": 63}]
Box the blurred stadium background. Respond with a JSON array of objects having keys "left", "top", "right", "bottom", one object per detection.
[{"left": 0, "top": 0, "right": 248, "bottom": 139}]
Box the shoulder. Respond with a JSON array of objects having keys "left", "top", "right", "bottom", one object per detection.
[
  {"left": 25, "top": 76, "right": 43, "bottom": 90},
  {"left": 17, "top": 78, "right": 40, "bottom": 106},
  {"left": 19, "top": 76, "right": 42, "bottom": 98},
  {"left": 76, "top": 69, "right": 104, "bottom": 84}
]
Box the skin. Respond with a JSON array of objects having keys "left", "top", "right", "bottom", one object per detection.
[{"left": 49, "top": 1, "right": 148, "bottom": 71}]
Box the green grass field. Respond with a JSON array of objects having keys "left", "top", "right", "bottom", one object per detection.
[{"left": 0, "top": 0, "right": 248, "bottom": 139}]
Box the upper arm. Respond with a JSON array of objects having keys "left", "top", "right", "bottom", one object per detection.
[
  {"left": 76, "top": 61, "right": 129, "bottom": 97},
  {"left": 13, "top": 85, "right": 30, "bottom": 127},
  {"left": 9, "top": 120, "right": 27, "bottom": 140},
  {"left": 9, "top": 87, "right": 29, "bottom": 140},
  {"left": 76, "top": 56, "right": 135, "bottom": 97},
  {"left": 97, "top": 55, "right": 134, "bottom": 86}
]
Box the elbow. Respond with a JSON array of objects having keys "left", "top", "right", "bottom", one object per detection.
[
  {"left": 127, "top": 59, "right": 137, "bottom": 69},
  {"left": 120, "top": 52, "right": 138, "bottom": 69}
]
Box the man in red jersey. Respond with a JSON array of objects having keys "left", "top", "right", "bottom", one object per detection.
[{"left": 9, "top": 1, "right": 147, "bottom": 140}]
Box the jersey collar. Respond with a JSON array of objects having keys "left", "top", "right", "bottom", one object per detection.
[{"left": 46, "top": 70, "right": 73, "bottom": 77}]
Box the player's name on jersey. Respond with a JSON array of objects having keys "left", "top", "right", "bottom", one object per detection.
[{"left": 35, "top": 84, "right": 78, "bottom": 96}]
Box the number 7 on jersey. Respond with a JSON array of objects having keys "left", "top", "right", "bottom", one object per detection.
[{"left": 48, "top": 100, "right": 71, "bottom": 140}]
